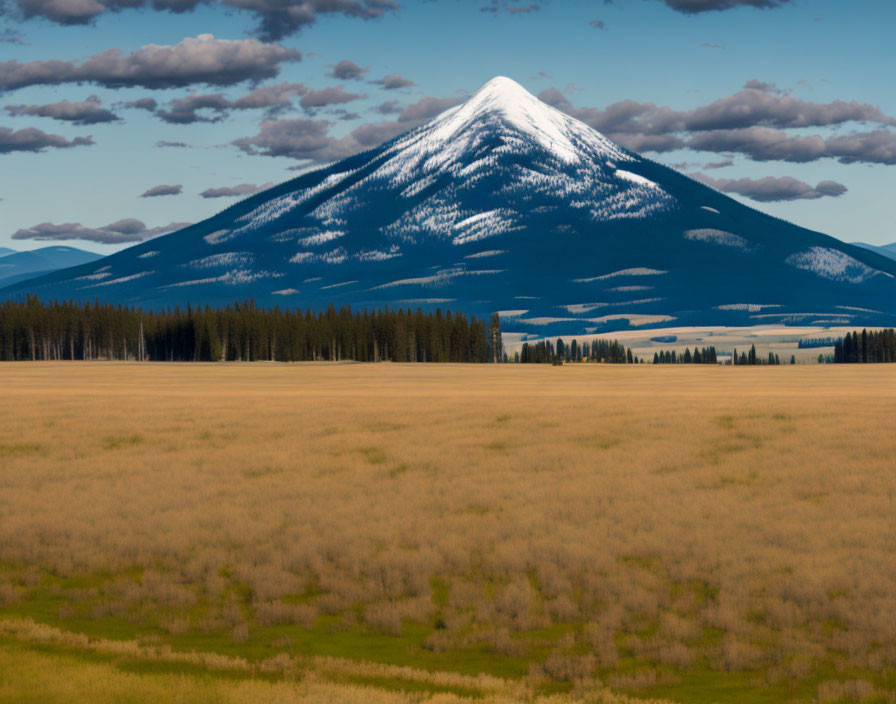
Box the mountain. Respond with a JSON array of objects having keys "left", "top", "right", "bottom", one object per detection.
[
  {"left": 852, "top": 241, "right": 896, "bottom": 263},
  {"left": 4, "top": 76, "right": 896, "bottom": 333},
  {"left": 0, "top": 246, "right": 102, "bottom": 287}
]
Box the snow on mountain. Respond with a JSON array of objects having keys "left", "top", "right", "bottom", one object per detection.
[
  {"left": 4, "top": 76, "right": 896, "bottom": 333},
  {"left": 392, "top": 76, "right": 630, "bottom": 168},
  {"left": 683, "top": 229, "right": 753, "bottom": 251},
  {"left": 786, "top": 247, "right": 892, "bottom": 284}
]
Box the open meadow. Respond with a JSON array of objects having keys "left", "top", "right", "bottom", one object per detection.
[{"left": 1, "top": 363, "right": 895, "bottom": 703}]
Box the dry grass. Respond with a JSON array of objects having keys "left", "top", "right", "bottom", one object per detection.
[
  {"left": 1, "top": 362, "right": 895, "bottom": 702},
  {"left": 0, "top": 635, "right": 660, "bottom": 704}
]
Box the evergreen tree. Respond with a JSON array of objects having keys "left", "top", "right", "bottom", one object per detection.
[
  {"left": 834, "top": 328, "right": 896, "bottom": 364},
  {"left": 0, "top": 298, "right": 497, "bottom": 363},
  {"left": 489, "top": 313, "right": 502, "bottom": 363}
]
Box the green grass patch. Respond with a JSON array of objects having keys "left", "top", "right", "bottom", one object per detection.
[
  {"left": 364, "top": 421, "right": 406, "bottom": 433},
  {"left": 354, "top": 446, "right": 387, "bottom": 465},
  {"left": 101, "top": 434, "right": 145, "bottom": 450},
  {"left": 586, "top": 438, "right": 620, "bottom": 450},
  {"left": 388, "top": 463, "right": 409, "bottom": 478},
  {"left": 429, "top": 577, "right": 449, "bottom": 608},
  {"left": 0, "top": 443, "right": 41, "bottom": 457},
  {"left": 337, "top": 672, "right": 483, "bottom": 698},
  {"left": 714, "top": 415, "right": 736, "bottom": 429},
  {"left": 242, "top": 466, "right": 283, "bottom": 478}
]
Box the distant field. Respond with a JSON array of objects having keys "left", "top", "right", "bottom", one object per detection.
[
  {"left": 1, "top": 363, "right": 894, "bottom": 703},
  {"left": 503, "top": 325, "right": 887, "bottom": 364}
]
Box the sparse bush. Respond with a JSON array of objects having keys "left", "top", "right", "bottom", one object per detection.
[
  {"left": 163, "top": 616, "right": 190, "bottom": 635},
  {"left": 608, "top": 669, "right": 658, "bottom": 691},
  {"left": 220, "top": 599, "right": 243, "bottom": 627},
  {"left": 488, "top": 627, "right": 524, "bottom": 656},
  {"left": 712, "top": 635, "right": 766, "bottom": 672},
  {"left": 232, "top": 623, "right": 249, "bottom": 645},
  {"left": 817, "top": 679, "right": 878, "bottom": 703},
  {"left": 198, "top": 614, "right": 225, "bottom": 633},
  {"left": 365, "top": 601, "right": 402, "bottom": 636},
  {"left": 546, "top": 594, "right": 579, "bottom": 622},
  {"left": 541, "top": 651, "right": 596, "bottom": 683},
  {"left": 422, "top": 629, "right": 452, "bottom": 653},
  {"left": 257, "top": 652, "right": 292, "bottom": 673},
  {"left": 268, "top": 634, "right": 292, "bottom": 649},
  {"left": 657, "top": 641, "right": 695, "bottom": 668},
  {"left": 0, "top": 582, "right": 20, "bottom": 606},
  {"left": 584, "top": 622, "right": 620, "bottom": 668}
]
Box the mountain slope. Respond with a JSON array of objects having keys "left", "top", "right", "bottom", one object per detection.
[
  {"left": 853, "top": 241, "right": 896, "bottom": 263},
  {"left": 4, "top": 77, "right": 896, "bottom": 333},
  {"left": 0, "top": 246, "right": 102, "bottom": 286}
]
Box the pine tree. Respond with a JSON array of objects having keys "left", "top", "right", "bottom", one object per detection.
[{"left": 489, "top": 313, "right": 502, "bottom": 363}]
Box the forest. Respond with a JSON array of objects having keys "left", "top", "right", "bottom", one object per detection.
[
  {"left": 518, "top": 338, "right": 636, "bottom": 364},
  {"left": 0, "top": 297, "right": 494, "bottom": 363},
  {"left": 653, "top": 347, "right": 718, "bottom": 364},
  {"left": 834, "top": 329, "right": 896, "bottom": 363}
]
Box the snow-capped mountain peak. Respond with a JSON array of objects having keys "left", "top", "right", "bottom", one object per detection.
[
  {"left": 389, "top": 76, "right": 630, "bottom": 169},
  {"left": 7, "top": 77, "right": 896, "bottom": 334},
  {"left": 430, "top": 76, "right": 622, "bottom": 163}
]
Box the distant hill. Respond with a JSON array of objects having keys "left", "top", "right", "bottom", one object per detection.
[
  {"left": 0, "top": 246, "right": 102, "bottom": 286},
  {"left": 4, "top": 77, "right": 896, "bottom": 333},
  {"left": 852, "top": 241, "right": 896, "bottom": 262}
]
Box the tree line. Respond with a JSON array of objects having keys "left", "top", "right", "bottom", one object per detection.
[
  {"left": 0, "top": 297, "right": 493, "bottom": 363},
  {"left": 4, "top": 297, "right": 891, "bottom": 365},
  {"left": 653, "top": 347, "right": 718, "bottom": 364},
  {"left": 518, "top": 337, "right": 638, "bottom": 364},
  {"left": 798, "top": 336, "right": 839, "bottom": 349},
  {"left": 834, "top": 329, "right": 896, "bottom": 363},
  {"left": 731, "top": 345, "right": 784, "bottom": 365}
]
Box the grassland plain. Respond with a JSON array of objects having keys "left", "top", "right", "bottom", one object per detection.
[{"left": 0, "top": 362, "right": 894, "bottom": 704}]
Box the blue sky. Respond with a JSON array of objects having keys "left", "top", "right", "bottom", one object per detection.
[{"left": 1, "top": 0, "right": 894, "bottom": 253}]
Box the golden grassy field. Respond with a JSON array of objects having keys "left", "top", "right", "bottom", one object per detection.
[{"left": 1, "top": 362, "right": 895, "bottom": 703}]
